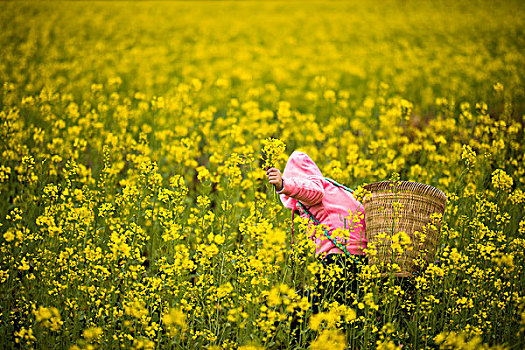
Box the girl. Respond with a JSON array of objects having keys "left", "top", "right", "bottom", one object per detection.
[{"left": 266, "top": 151, "right": 367, "bottom": 313}]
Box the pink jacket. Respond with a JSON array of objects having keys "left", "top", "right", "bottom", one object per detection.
[{"left": 278, "top": 151, "right": 367, "bottom": 257}]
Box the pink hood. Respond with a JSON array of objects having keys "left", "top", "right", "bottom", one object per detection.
[{"left": 280, "top": 151, "right": 323, "bottom": 210}]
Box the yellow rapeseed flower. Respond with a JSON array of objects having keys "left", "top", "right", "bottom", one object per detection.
[{"left": 261, "top": 137, "right": 286, "bottom": 170}]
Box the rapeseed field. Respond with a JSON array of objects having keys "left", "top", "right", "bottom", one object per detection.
[{"left": 0, "top": 1, "right": 524, "bottom": 349}]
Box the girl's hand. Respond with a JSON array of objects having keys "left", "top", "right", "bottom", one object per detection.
[{"left": 266, "top": 167, "right": 283, "bottom": 191}]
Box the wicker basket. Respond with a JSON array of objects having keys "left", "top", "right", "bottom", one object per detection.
[{"left": 363, "top": 181, "right": 447, "bottom": 277}]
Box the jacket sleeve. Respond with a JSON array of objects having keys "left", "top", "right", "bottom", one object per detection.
[{"left": 278, "top": 176, "right": 325, "bottom": 207}]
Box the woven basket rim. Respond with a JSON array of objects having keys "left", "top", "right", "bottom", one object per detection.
[{"left": 363, "top": 181, "right": 447, "bottom": 206}]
